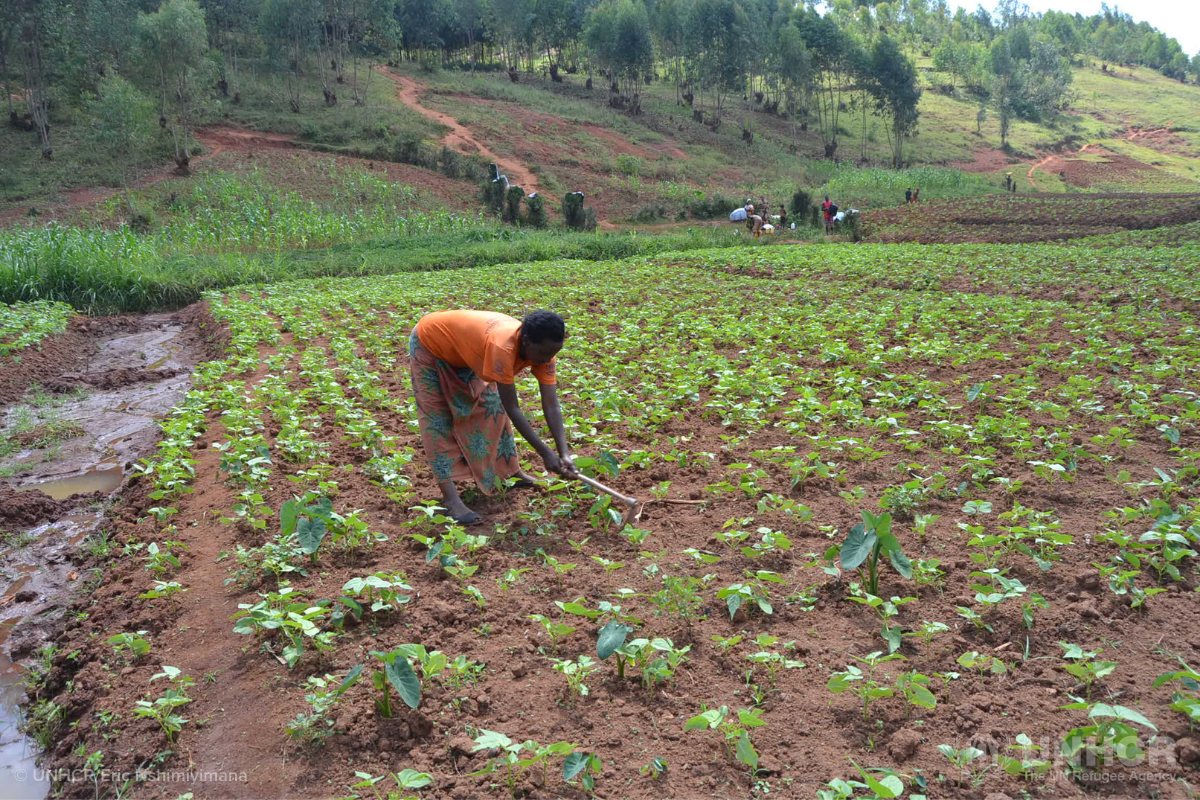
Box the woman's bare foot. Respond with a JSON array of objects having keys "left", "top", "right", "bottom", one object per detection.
[{"left": 439, "top": 480, "right": 481, "bottom": 523}]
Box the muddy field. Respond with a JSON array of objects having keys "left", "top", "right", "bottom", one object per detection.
[{"left": 4, "top": 244, "right": 1198, "bottom": 800}]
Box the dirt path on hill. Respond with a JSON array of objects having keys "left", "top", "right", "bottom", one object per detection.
[
  {"left": 373, "top": 65, "right": 540, "bottom": 195},
  {"left": 1026, "top": 122, "right": 1173, "bottom": 190}
]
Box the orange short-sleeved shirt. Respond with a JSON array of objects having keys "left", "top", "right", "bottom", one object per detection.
[{"left": 415, "top": 310, "right": 557, "bottom": 385}]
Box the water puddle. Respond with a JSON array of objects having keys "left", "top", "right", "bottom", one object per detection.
[
  {"left": 16, "top": 465, "right": 123, "bottom": 500},
  {"left": 0, "top": 619, "right": 50, "bottom": 799},
  {"left": 0, "top": 311, "right": 204, "bottom": 799}
]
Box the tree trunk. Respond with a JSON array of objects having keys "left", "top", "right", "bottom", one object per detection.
[{"left": 22, "top": 27, "right": 52, "bottom": 159}]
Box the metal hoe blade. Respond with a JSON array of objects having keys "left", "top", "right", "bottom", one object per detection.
[{"left": 574, "top": 473, "right": 640, "bottom": 527}]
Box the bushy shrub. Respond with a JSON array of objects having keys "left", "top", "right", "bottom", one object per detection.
[
  {"left": 790, "top": 188, "right": 814, "bottom": 219},
  {"left": 525, "top": 193, "right": 547, "bottom": 228},
  {"left": 686, "top": 192, "right": 737, "bottom": 219},
  {"left": 563, "top": 192, "right": 586, "bottom": 229},
  {"left": 482, "top": 164, "right": 506, "bottom": 215},
  {"left": 503, "top": 185, "right": 524, "bottom": 223}
]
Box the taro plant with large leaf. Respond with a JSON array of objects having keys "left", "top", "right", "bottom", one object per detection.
[
  {"left": 368, "top": 648, "right": 421, "bottom": 717},
  {"left": 281, "top": 492, "right": 336, "bottom": 559},
  {"left": 840, "top": 511, "right": 911, "bottom": 595}
]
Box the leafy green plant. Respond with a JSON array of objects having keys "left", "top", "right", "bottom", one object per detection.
[
  {"left": 937, "top": 743, "right": 989, "bottom": 786},
  {"left": 1060, "top": 697, "right": 1158, "bottom": 768},
  {"left": 895, "top": 670, "right": 938, "bottom": 715},
  {"left": 839, "top": 511, "right": 911, "bottom": 595},
  {"left": 551, "top": 655, "right": 601, "bottom": 698},
  {"left": 1152, "top": 660, "right": 1200, "bottom": 726},
  {"left": 683, "top": 705, "right": 767, "bottom": 771},
  {"left": 132, "top": 666, "right": 193, "bottom": 743},
  {"left": 997, "top": 734, "right": 1053, "bottom": 780},
  {"left": 1060, "top": 642, "right": 1116, "bottom": 700},
  {"left": 349, "top": 768, "right": 435, "bottom": 800},
  {"left": 528, "top": 614, "right": 576, "bottom": 653},
  {"left": 906, "top": 620, "right": 949, "bottom": 647},
  {"left": 827, "top": 651, "right": 906, "bottom": 721},
  {"left": 956, "top": 650, "right": 1008, "bottom": 676},
  {"left": 717, "top": 571, "right": 783, "bottom": 618},
  {"left": 468, "top": 730, "right": 580, "bottom": 798},
  {"left": 285, "top": 668, "right": 362, "bottom": 747},
  {"left": 847, "top": 588, "right": 915, "bottom": 654},
  {"left": 368, "top": 649, "right": 421, "bottom": 717},
  {"left": 108, "top": 631, "right": 152, "bottom": 662}
]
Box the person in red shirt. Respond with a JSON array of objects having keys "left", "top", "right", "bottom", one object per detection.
[
  {"left": 822, "top": 195, "right": 834, "bottom": 233},
  {"left": 409, "top": 309, "right": 577, "bottom": 523}
]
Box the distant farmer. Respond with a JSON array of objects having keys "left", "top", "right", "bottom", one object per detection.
[
  {"left": 745, "top": 205, "right": 765, "bottom": 238},
  {"left": 778, "top": 205, "right": 788, "bottom": 230},
  {"left": 822, "top": 195, "right": 835, "bottom": 232},
  {"left": 912, "top": 187, "right": 921, "bottom": 202},
  {"left": 905, "top": 187, "right": 912, "bottom": 203},
  {"left": 408, "top": 309, "right": 577, "bottom": 524}
]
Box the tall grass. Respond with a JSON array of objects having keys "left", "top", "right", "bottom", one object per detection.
[
  {"left": 0, "top": 224, "right": 773, "bottom": 315},
  {"left": 81, "top": 169, "right": 484, "bottom": 254}
]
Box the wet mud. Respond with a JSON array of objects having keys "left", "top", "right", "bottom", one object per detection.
[{"left": 0, "top": 306, "right": 215, "bottom": 798}]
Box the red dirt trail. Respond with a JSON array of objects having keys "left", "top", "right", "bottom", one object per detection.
[
  {"left": 374, "top": 65, "right": 540, "bottom": 195},
  {"left": 1026, "top": 122, "right": 1173, "bottom": 190}
]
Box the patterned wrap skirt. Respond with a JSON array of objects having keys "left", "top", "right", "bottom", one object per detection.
[{"left": 408, "top": 329, "right": 519, "bottom": 492}]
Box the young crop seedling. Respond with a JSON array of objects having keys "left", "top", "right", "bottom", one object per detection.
[
  {"left": 107, "top": 631, "right": 152, "bottom": 663},
  {"left": 468, "top": 730, "right": 582, "bottom": 799},
  {"left": 827, "top": 651, "right": 906, "bottom": 722},
  {"left": 996, "top": 733, "right": 1053, "bottom": 781},
  {"left": 132, "top": 666, "right": 193, "bottom": 743},
  {"left": 717, "top": 571, "right": 783, "bottom": 619},
  {"left": 285, "top": 667, "right": 362, "bottom": 747},
  {"left": 957, "top": 650, "right": 1008, "bottom": 677},
  {"left": 847, "top": 587, "right": 915, "bottom": 654},
  {"left": 648, "top": 574, "right": 706, "bottom": 629},
  {"left": 744, "top": 634, "right": 806, "bottom": 688},
  {"left": 551, "top": 655, "right": 600, "bottom": 699},
  {"left": 711, "top": 634, "right": 744, "bottom": 659},
  {"left": 349, "top": 768, "right": 434, "bottom": 800},
  {"left": 1153, "top": 659, "right": 1200, "bottom": 725},
  {"left": 895, "top": 670, "right": 938, "bottom": 716},
  {"left": 368, "top": 649, "right": 420, "bottom": 717},
  {"left": 937, "top": 743, "right": 989, "bottom": 787},
  {"left": 1060, "top": 696, "right": 1158, "bottom": 770},
  {"left": 142, "top": 541, "right": 186, "bottom": 577},
  {"left": 906, "top": 621, "right": 949, "bottom": 647},
  {"left": 528, "top": 614, "right": 576, "bottom": 653},
  {"left": 1060, "top": 642, "right": 1116, "bottom": 700},
  {"left": 683, "top": 705, "right": 767, "bottom": 772}
]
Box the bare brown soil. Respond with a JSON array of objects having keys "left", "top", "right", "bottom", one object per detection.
[
  {"left": 0, "top": 488, "right": 79, "bottom": 530},
  {"left": 1032, "top": 145, "right": 1161, "bottom": 190},
  {"left": 0, "top": 319, "right": 93, "bottom": 405},
  {"left": 864, "top": 192, "right": 1200, "bottom": 243}
]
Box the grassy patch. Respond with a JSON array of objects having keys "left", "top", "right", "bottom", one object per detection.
[{"left": 1, "top": 225, "right": 779, "bottom": 314}]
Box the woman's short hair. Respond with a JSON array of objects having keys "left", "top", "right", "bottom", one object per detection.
[{"left": 522, "top": 310, "right": 565, "bottom": 343}]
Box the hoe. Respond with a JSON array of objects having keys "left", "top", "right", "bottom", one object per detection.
[
  {"left": 571, "top": 473, "right": 707, "bottom": 527},
  {"left": 574, "top": 472, "right": 640, "bottom": 527}
]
